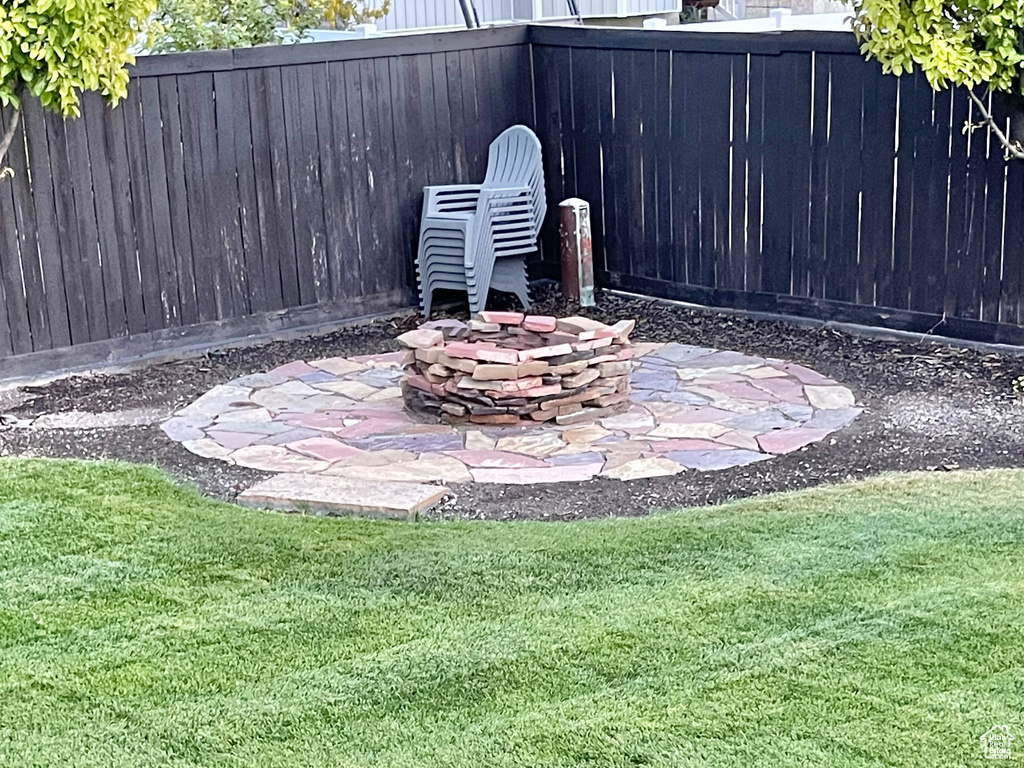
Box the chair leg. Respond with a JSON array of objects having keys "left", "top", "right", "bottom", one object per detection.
[
  {"left": 512, "top": 281, "right": 530, "bottom": 311},
  {"left": 420, "top": 278, "right": 434, "bottom": 316},
  {"left": 491, "top": 259, "right": 531, "bottom": 310}
]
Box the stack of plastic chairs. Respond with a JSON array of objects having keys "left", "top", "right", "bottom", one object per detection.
[{"left": 416, "top": 125, "right": 546, "bottom": 315}]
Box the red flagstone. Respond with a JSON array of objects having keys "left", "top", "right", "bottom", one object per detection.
[
  {"left": 756, "top": 427, "right": 832, "bottom": 454},
  {"left": 444, "top": 450, "right": 548, "bottom": 468},
  {"left": 268, "top": 360, "right": 319, "bottom": 377},
  {"left": 522, "top": 315, "right": 557, "bottom": 332},
  {"left": 650, "top": 438, "right": 733, "bottom": 452},
  {"left": 289, "top": 437, "right": 367, "bottom": 462},
  {"left": 479, "top": 311, "right": 525, "bottom": 325}
]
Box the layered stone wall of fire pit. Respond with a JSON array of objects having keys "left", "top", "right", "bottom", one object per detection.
[{"left": 397, "top": 312, "right": 636, "bottom": 426}]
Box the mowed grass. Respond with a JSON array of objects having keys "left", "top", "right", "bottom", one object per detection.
[{"left": 1, "top": 460, "right": 1023, "bottom": 767}]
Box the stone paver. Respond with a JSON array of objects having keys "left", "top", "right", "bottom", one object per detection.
[
  {"left": 163, "top": 340, "right": 860, "bottom": 486},
  {"left": 601, "top": 457, "right": 684, "bottom": 480},
  {"left": 29, "top": 406, "right": 172, "bottom": 430},
  {"left": 237, "top": 473, "right": 449, "bottom": 519}
]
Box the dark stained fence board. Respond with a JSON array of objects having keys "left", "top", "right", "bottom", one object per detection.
[
  {"left": 105, "top": 98, "right": 149, "bottom": 336},
  {"left": 20, "top": 98, "right": 71, "bottom": 349},
  {"left": 81, "top": 95, "right": 130, "bottom": 338},
  {"left": 857, "top": 61, "right": 897, "bottom": 309},
  {"left": 653, "top": 48, "right": 673, "bottom": 284},
  {"left": 960, "top": 86, "right": 990, "bottom": 321},
  {"left": 371, "top": 56, "right": 407, "bottom": 300},
  {"left": 532, "top": 45, "right": 570, "bottom": 265},
  {"left": 228, "top": 68, "right": 268, "bottom": 316},
  {"left": 945, "top": 86, "right": 972, "bottom": 321},
  {"left": 122, "top": 86, "right": 166, "bottom": 333},
  {"left": 323, "top": 60, "right": 363, "bottom": 302},
  {"left": 6, "top": 103, "right": 53, "bottom": 351},
  {"left": 909, "top": 86, "right": 953, "bottom": 318},
  {"left": 0, "top": 107, "right": 32, "bottom": 355},
  {"left": 279, "top": 65, "right": 318, "bottom": 306},
  {"left": 980, "top": 92, "right": 1009, "bottom": 324},
  {"left": 806, "top": 51, "right": 830, "bottom": 302},
  {"left": 342, "top": 59, "right": 376, "bottom": 300},
  {"left": 176, "top": 72, "right": 222, "bottom": 322},
  {"left": 784, "top": 52, "right": 813, "bottom": 300},
  {"left": 64, "top": 107, "right": 110, "bottom": 342},
  {"left": 570, "top": 46, "right": 610, "bottom": 272},
  {"left": 45, "top": 110, "right": 93, "bottom": 346},
  {"left": 1003, "top": 161, "right": 1024, "bottom": 326},
  {"left": 696, "top": 51, "right": 731, "bottom": 290},
  {"left": 725, "top": 53, "right": 747, "bottom": 291},
  {"left": 212, "top": 70, "right": 249, "bottom": 317},
  {"left": 244, "top": 68, "right": 288, "bottom": 312},
  {"left": 637, "top": 49, "right": 659, "bottom": 281},
  {"left": 262, "top": 66, "right": 303, "bottom": 309},
  {"left": 608, "top": 48, "right": 641, "bottom": 278},
  {"left": 157, "top": 76, "right": 201, "bottom": 327},
  {"left": 743, "top": 53, "right": 766, "bottom": 293},
  {"left": 389, "top": 56, "right": 424, "bottom": 296}
]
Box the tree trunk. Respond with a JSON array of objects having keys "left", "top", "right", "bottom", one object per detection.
[{"left": 0, "top": 106, "right": 21, "bottom": 171}]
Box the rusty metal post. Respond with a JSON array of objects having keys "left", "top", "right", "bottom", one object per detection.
[{"left": 558, "top": 198, "right": 595, "bottom": 307}]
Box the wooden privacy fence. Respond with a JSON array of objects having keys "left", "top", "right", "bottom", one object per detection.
[
  {"left": 0, "top": 27, "right": 533, "bottom": 376},
  {"left": 3, "top": 24, "right": 1024, "bottom": 378},
  {"left": 532, "top": 26, "right": 1024, "bottom": 345}
]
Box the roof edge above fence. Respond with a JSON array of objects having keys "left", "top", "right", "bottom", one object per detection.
[
  {"left": 132, "top": 25, "right": 530, "bottom": 76},
  {"left": 526, "top": 23, "right": 861, "bottom": 54}
]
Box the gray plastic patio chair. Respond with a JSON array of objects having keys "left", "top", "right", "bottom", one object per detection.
[{"left": 416, "top": 125, "right": 546, "bottom": 315}]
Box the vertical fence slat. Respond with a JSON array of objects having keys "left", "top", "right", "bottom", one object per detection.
[
  {"left": 245, "top": 69, "right": 287, "bottom": 312},
  {"left": 123, "top": 85, "right": 166, "bottom": 332},
  {"left": 858, "top": 62, "right": 897, "bottom": 309},
  {"left": 638, "top": 49, "right": 659, "bottom": 281},
  {"left": 571, "top": 47, "right": 609, "bottom": 273},
  {"left": 0, "top": 106, "right": 31, "bottom": 355},
  {"left": 230, "top": 69, "right": 267, "bottom": 316},
  {"left": 64, "top": 108, "right": 110, "bottom": 341},
  {"left": 324, "top": 61, "right": 363, "bottom": 302},
  {"left": 743, "top": 53, "right": 766, "bottom": 293},
  {"left": 81, "top": 95, "right": 129, "bottom": 338},
  {"left": 909, "top": 87, "right": 953, "bottom": 318},
  {"left": 980, "top": 92, "right": 1009, "bottom": 324},
  {"left": 105, "top": 96, "right": 149, "bottom": 336},
  {"left": 786, "top": 52, "right": 813, "bottom": 300},
  {"left": 212, "top": 70, "right": 249, "bottom": 317},
  {"left": 823, "top": 53, "right": 865, "bottom": 306},
  {"left": 609, "top": 48, "right": 640, "bottom": 278},
  {"left": 5, "top": 103, "right": 53, "bottom": 350},
  {"left": 343, "top": 60, "right": 377, "bottom": 299},
  {"left": 21, "top": 98, "right": 71, "bottom": 348},
  {"left": 534, "top": 45, "right": 568, "bottom": 266}
]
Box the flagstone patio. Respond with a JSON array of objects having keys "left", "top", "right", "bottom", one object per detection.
[{"left": 161, "top": 342, "right": 861, "bottom": 485}]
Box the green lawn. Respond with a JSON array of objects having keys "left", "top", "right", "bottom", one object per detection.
[{"left": 1, "top": 459, "right": 1022, "bottom": 767}]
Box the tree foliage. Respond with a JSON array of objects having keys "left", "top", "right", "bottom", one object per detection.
[
  {"left": 0, "top": 0, "right": 155, "bottom": 173},
  {"left": 0, "top": 0, "right": 155, "bottom": 117},
  {"left": 146, "top": 0, "right": 390, "bottom": 53},
  {"left": 852, "top": 0, "right": 1024, "bottom": 158}
]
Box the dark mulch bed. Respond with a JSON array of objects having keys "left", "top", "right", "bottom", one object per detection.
[{"left": 2, "top": 284, "right": 1023, "bottom": 520}]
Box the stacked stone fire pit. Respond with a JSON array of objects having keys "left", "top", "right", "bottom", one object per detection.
[{"left": 397, "top": 312, "right": 636, "bottom": 426}]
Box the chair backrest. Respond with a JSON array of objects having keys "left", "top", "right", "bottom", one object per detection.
[{"left": 481, "top": 125, "right": 546, "bottom": 234}]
